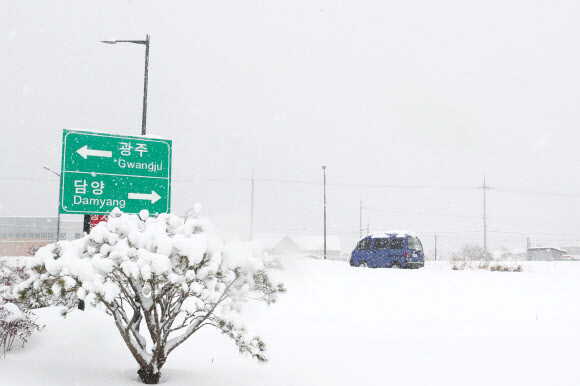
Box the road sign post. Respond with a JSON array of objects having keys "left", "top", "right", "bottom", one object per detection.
[{"left": 59, "top": 130, "right": 172, "bottom": 215}]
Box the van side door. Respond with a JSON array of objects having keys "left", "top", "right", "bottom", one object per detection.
[
  {"left": 388, "top": 237, "right": 406, "bottom": 266},
  {"left": 373, "top": 238, "right": 390, "bottom": 267}
]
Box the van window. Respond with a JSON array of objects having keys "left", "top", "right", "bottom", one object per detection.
[
  {"left": 389, "top": 238, "right": 404, "bottom": 250},
  {"left": 373, "top": 238, "right": 389, "bottom": 249},
  {"left": 357, "top": 239, "right": 372, "bottom": 250},
  {"left": 408, "top": 237, "right": 423, "bottom": 250}
]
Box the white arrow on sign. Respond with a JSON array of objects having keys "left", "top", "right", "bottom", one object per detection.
[
  {"left": 128, "top": 191, "right": 162, "bottom": 204},
  {"left": 76, "top": 145, "right": 113, "bottom": 160}
]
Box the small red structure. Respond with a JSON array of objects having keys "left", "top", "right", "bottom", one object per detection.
[{"left": 89, "top": 215, "right": 109, "bottom": 230}]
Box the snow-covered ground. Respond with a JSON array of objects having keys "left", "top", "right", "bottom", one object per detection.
[{"left": 2, "top": 259, "right": 580, "bottom": 386}]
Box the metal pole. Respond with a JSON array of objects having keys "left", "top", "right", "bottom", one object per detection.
[
  {"left": 83, "top": 215, "right": 91, "bottom": 235},
  {"left": 102, "top": 36, "right": 150, "bottom": 135},
  {"left": 56, "top": 210, "right": 61, "bottom": 242},
  {"left": 526, "top": 237, "right": 531, "bottom": 260},
  {"left": 434, "top": 234, "right": 438, "bottom": 261},
  {"left": 77, "top": 214, "right": 91, "bottom": 311},
  {"left": 483, "top": 175, "right": 487, "bottom": 258},
  {"left": 250, "top": 170, "right": 255, "bottom": 241},
  {"left": 322, "top": 166, "right": 327, "bottom": 260},
  {"left": 359, "top": 198, "right": 363, "bottom": 240},
  {"left": 141, "top": 35, "right": 150, "bottom": 136},
  {"left": 43, "top": 167, "right": 62, "bottom": 242}
]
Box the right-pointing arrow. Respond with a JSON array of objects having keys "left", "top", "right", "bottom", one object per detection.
[
  {"left": 128, "top": 190, "right": 162, "bottom": 204},
  {"left": 77, "top": 145, "right": 113, "bottom": 159}
]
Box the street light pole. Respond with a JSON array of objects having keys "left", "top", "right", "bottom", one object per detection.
[
  {"left": 483, "top": 175, "right": 487, "bottom": 259},
  {"left": 142, "top": 35, "right": 150, "bottom": 136},
  {"left": 322, "top": 166, "right": 327, "bottom": 260},
  {"left": 101, "top": 35, "right": 150, "bottom": 135},
  {"left": 43, "top": 166, "right": 61, "bottom": 242}
]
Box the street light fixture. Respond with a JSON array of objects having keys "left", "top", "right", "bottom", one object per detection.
[
  {"left": 101, "top": 35, "right": 150, "bottom": 136},
  {"left": 43, "top": 166, "right": 61, "bottom": 242}
]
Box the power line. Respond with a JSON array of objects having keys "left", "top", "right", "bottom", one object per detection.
[
  {"left": 365, "top": 208, "right": 480, "bottom": 219},
  {"left": 490, "top": 187, "right": 580, "bottom": 199},
  {"left": 488, "top": 230, "right": 580, "bottom": 236},
  {"left": 250, "top": 178, "right": 476, "bottom": 190},
  {"left": 4, "top": 174, "right": 580, "bottom": 198}
]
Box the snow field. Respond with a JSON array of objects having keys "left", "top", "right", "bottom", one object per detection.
[{"left": 2, "top": 259, "right": 580, "bottom": 386}]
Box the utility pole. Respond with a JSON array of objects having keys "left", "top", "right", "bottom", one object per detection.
[
  {"left": 322, "top": 166, "right": 327, "bottom": 260},
  {"left": 367, "top": 223, "right": 370, "bottom": 236},
  {"left": 250, "top": 170, "right": 255, "bottom": 241},
  {"left": 483, "top": 175, "right": 488, "bottom": 258},
  {"left": 526, "top": 237, "right": 531, "bottom": 260},
  {"left": 359, "top": 198, "right": 363, "bottom": 240},
  {"left": 434, "top": 234, "right": 438, "bottom": 261}
]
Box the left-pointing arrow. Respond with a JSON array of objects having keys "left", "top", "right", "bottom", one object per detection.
[
  {"left": 128, "top": 190, "right": 162, "bottom": 204},
  {"left": 76, "top": 145, "right": 113, "bottom": 159}
]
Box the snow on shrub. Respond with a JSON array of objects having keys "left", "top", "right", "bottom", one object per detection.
[
  {"left": 16, "top": 208, "right": 285, "bottom": 384},
  {"left": 0, "top": 259, "right": 52, "bottom": 309},
  {"left": 0, "top": 259, "right": 44, "bottom": 357},
  {"left": 451, "top": 260, "right": 523, "bottom": 272},
  {"left": 0, "top": 302, "right": 43, "bottom": 357},
  {"left": 449, "top": 244, "right": 523, "bottom": 272},
  {"left": 0, "top": 259, "right": 29, "bottom": 302},
  {"left": 450, "top": 243, "right": 487, "bottom": 263}
]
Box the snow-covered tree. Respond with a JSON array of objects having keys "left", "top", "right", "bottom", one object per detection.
[
  {"left": 16, "top": 207, "right": 285, "bottom": 384},
  {"left": 451, "top": 243, "right": 487, "bottom": 262}
]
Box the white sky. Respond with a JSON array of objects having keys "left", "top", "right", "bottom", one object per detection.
[{"left": 1, "top": 1, "right": 580, "bottom": 255}]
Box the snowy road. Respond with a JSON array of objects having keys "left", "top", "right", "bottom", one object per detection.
[{"left": 3, "top": 259, "right": 580, "bottom": 386}]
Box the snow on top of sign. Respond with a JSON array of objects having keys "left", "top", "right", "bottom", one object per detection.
[
  {"left": 141, "top": 133, "right": 168, "bottom": 140},
  {"left": 369, "top": 230, "right": 417, "bottom": 238},
  {"left": 66, "top": 128, "right": 110, "bottom": 134},
  {"left": 65, "top": 128, "right": 169, "bottom": 140}
]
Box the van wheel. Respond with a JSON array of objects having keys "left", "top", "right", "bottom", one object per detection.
[
  {"left": 359, "top": 261, "right": 369, "bottom": 268},
  {"left": 390, "top": 261, "right": 401, "bottom": 269}
]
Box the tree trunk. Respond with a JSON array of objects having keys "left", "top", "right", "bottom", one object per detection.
[{"left": 138, "top": 365, "right": 161, "bottom": 384}]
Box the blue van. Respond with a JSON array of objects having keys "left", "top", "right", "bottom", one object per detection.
[{"left": 349, "top": 231, "right": 425, "bottom": 269}]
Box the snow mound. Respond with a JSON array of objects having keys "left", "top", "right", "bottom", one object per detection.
[{"left": 1, "top": 302, "right": 23, "bottom": 323}]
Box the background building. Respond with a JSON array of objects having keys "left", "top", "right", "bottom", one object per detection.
[
  {"left": 255, "top": 234, "right": 343, "bottom": 259},
  {"left": 0, "top": 217, "right": 82, "bottom": 256},
  {"left": 527, "top": 247, "right": 567, "bottom": 261}
]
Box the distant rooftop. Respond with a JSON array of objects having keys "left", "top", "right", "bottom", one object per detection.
[
  {"left": 528, "top": 246, "right": 567, "bottom": 253},
  {"left": 253, "top": 234, "right": 342, "bottom": 252}
]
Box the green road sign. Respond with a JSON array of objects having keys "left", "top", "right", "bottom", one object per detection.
[{"left": 59, "top": 130, "right": 172, "bottom": 215}]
